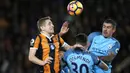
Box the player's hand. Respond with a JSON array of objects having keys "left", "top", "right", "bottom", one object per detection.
[
  {"left": 59, "top": 51, "right": 64, "bottom": 59},
  {"left": 59, "top": 21, "right": 69, "bottom": 36},
  {"left": 44, "top": 57, "right": 53, "bottom": 65},
  {"left": 73, "top": 44, "right": 84, "bottom": 49}
]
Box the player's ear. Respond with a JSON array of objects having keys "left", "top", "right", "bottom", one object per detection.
[
  {"left": 112, "top": 28, "right": 116, "bottom": 33},
  {"left": 40, "top": 26, "right": 45, "bottom": 31}
]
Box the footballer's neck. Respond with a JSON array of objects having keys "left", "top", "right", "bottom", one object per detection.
[
  {"left": 104, "top": 36, "right": 112, "bottom": 38},
  {"left": 40, "top": 31, "right": 52, "bottom": 37}
]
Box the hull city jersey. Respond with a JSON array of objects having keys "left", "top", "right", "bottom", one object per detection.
[
  {"left": 30, "top": 34, "right": 67, "bottom": 73},
  {"left": 89, "top": 35, "right": 120, "bottom": 73},
  {"left": 63, "top": 48, "right": 101, "bottom": 73}
]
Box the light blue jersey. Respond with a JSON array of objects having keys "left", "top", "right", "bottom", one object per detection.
[
  {"left": 89, "top": 35, "right": 120, "bottom": 73},
  {"left": 87, "top": 32, "right": 102, "bottom": 49},
  {"left": 63, "top": 48, "right": 100, "bottom": 73},
  {"left": 88, "top": 32, "right": 102, "bottom": 44},
  {"left": 61, "top": 66, "right": 70, "bottom": 73}
]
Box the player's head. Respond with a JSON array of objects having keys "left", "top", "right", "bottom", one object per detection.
[
  {"left": 102, "top": 19, "right": 117, "bottom": 37},
  {"left": 75, "top": 33, "right": 87, "bottom": 47},
  {"left": 37, "top": 16, "right": 54, "bottom": 34}
]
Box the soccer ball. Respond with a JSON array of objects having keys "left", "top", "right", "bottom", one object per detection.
[{"left": 67, "top": 1, "right": 83, "bottom": 16}]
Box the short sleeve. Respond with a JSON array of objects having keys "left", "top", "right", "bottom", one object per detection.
[
  {"left": 108, "top": 41, "right": 120, "bottom": 55},
  {"left": 60, "top": 37, "right": 65, "bottom": 46},
  {"left": 59, "top": 37, "right": 69, "bottom": 47},
  {"left": 30, "top": 35, "right": 40, "bottom": 49}
]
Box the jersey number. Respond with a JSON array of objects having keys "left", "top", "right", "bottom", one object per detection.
[{"left": 72, "top": 62, "right": 88, "bottom": 73}]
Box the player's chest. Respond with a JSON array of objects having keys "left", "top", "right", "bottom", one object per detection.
[
  {"left": 90, "top": 39, "right": 115, "bottom": 55},
  {"left": 40, "top": 37, "right": 60, "bottom": 50},
  {"left": 93, "top": 39, "right": 114, "bottom": 50}
]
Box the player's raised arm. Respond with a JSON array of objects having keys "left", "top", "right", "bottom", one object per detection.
[
  {"left": 58, "top": 35, "right": 71, "bottom": 50},
  {"left": 59, "top": 21, "right": 69, "bottom": 36},
  {"left": 98, "top": 60, "right": 109, "bottom": 71}
]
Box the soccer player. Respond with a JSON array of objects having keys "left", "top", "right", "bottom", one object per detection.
[
  {"left": 88, "top": 19, "right": 120, "bottom": 73},
  {"left": 63, "top": 33, "right": 108, "bottom": 73},
  {"left": 28, "top": 16, "right": 70, "bottom": 73}
]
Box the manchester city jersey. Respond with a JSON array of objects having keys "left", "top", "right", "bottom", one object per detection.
[
  {"left": 89, "top": 35, "right": 120, "bottom": 73},
  {"left": 63, "top": 48, "right": 100, "bottom": 73},
  {"left": 89, "top": 35, "right": 120, "bottom": 57}
]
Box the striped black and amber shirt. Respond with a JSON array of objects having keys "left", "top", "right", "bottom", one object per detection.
[{"left": 30, "top": 33, "right": 67, "bottom": 73}]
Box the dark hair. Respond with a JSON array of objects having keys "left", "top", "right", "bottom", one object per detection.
[
  {"left": 37, "top": 16, "right": 51, "bottom": 31},
  {"left": 75, "top": 33, "right": 87, "bottom": 46},
  {"left": 103, "top": 19, "right": 117, "bottom": 28}
]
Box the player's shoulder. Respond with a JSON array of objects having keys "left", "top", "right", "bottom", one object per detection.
[
  {"left": 65, "top": 49, "right": 73, "bottom": 54},
  {"left": 88, "top": 32, "right": 101, "bottom": 38},
  {"left": 83, "top": 51, "right": 93, "bottom": 56},
  {"left": 111, "top": 37, "right": 120, "bottom": 46},
  {"left": 92, "top": 34, "right": 102, "bottom": 40},
  {"left": 30, "top": 34, "right": 41, "bottom": 44},
  {"left": 64, "top": 49, "right": 73, "bottom": 60},
  {"left": 64, "top": 49, "right": 73, "bottom": 57},
  {"left": 94, "top": 34, "right": 102, "bottom": 38},
  {"left": 88, "top": 32, "right": 101, "bottom": 42},
  {"left": 84, "top": 51, "right": 98, "bottom": 61},
  {"left": 88, "top": 51, "right": 97, "bottom": 57},
  {"left": 88, "top": 32, "right": 102, "bottom": 35}
]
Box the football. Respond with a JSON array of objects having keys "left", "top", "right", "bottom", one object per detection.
[{"left": 67, "top": 1, "right": 83, "bottom": 16}]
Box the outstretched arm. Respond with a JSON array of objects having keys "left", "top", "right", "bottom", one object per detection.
[
  {"left": 59, "top": 21, "right": 69, "bottom": 36},
  {"left": 91, "top": 52, "right": 108, "bottom": 71},
  {"left": 99, "top": 52, "right": 115, "bottom": 62},
  {"left": 99, "top": 42, "right": 120, "bottom": 62},
  {"left": 98, "top": 60, "right": 109, "bottom": 71}
]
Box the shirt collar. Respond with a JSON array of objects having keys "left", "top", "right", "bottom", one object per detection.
[{"left": 40, "top": 32, "right": 54, "bottom": 40}]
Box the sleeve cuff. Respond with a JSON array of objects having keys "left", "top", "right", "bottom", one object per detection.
[
  {"left": 62, "top": 42, "right": 69, "bottom": 47},
  {"left": 30, "top": 47, "right": 38, "bottom": 50}
]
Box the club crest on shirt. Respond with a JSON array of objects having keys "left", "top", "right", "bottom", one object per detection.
[
  {"left": 50, "top": 43, "right": 55, "bottom": 50},
  {"left": 108, "top": 44, "right": 112, "bottom": 49}
]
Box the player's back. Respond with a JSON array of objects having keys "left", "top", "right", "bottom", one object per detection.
[{"left": 63, "top": 48, "right": 98, "bottom": 73}]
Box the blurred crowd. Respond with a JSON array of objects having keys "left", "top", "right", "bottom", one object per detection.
[{"left": 0, "top": 0, "right": 130, "bottom": 73}]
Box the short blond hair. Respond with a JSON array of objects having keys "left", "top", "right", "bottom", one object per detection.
[{"left": 37, "top": 16, "right": 51, "bottom": 31}]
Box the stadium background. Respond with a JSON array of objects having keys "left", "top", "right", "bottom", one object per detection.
[{"left": 0, "top": 0, "right": 130, "bottom": 73}]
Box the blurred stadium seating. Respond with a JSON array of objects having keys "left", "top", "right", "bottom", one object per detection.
[{"left": 0, "top": 0, "right": 130, "bottom": 73}]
